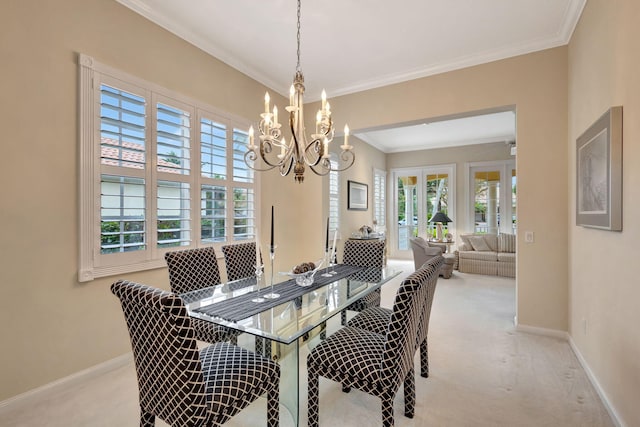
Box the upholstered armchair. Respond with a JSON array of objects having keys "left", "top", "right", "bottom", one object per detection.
[{"left": 410, "top": 237, "right": 455, "bottom": 279}]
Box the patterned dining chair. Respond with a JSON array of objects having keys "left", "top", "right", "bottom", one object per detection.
[
  {"left": 221, "top": 242, "right": 271, "bottom": 355},
  {"left": 340, "top": 239, "right": 386, "bottom": 325},
  {"left": 348, "top": 256, "right": 444, "bottom": 378},
  {"left": 111, "top": 280, "right": 280, "bottom": 427},
  {"left": 307, "top": 262, "right": 437, "bottom": 427},
  {"left": 165, "top": 247, "right": 240, "bottom": 345},
  {"left": 221, "top": 241, "right": 262, "bottom": 282}
]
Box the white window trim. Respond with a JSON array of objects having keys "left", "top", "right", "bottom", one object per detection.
[{"left": 78, "top": 54, "right": 257, "bottom": 282}]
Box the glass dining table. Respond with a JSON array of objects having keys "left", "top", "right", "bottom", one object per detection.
[{"left": 180, "top": 264, "right": 402, "bottom": 426}]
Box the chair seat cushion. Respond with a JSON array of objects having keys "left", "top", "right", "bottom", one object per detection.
[
  {"left": 307, "top": 326, "right": 385, "bottom": 387},
  {"left": 200, "top": 342, "right": 279, "bottom": 416},
  {"left": 497, "top": 252, "right": 516, "bottom": 262},
  {"left": 345, "top": 288, "right": 381, "bottom": 312},
  {"left": 347, "top": 306, "right": 392, "bottom": 336}
]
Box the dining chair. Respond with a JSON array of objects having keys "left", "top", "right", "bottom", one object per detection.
[
  {"left": 221, "top": 242, "right": 272, "bottom": 356},
  {"left": 307, "top": 262, "right": 437, "bottom": 427},
  {"left": 340, "top": 239, "right": 386, "bottom": 325},
  {"left": 111, "top": 280, "right": 280, "bottom": 427},
  {"left": 221, "top": 241, "right": 262, "bottom": 282},
  {"left": 164, "top": 247, "right": 240, "bottom": 345},
  {"left": 348, "top": 256, "right": 444, "bottom": 379}
]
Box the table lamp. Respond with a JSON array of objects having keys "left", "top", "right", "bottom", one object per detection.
[{"left": 429, "top": 212, "right": 453, "bottom": 241}]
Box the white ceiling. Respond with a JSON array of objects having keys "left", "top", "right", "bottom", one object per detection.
[{"left": 116, "top": 0, "right": 585, "bottom": 152}]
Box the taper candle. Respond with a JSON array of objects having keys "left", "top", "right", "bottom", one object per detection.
[
  {"left": 270, "top": 205, "right": 274, "bottom": 253},
  {"left": 325, "top": 217, "right": 329, "bottom": 252}
]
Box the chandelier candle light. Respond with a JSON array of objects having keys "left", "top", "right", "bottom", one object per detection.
[{"left": 245, "top": 0, "right": 355, "bottom": 183}]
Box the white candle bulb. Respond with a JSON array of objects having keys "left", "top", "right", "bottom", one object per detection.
[
  {"left": 321, "top": 90, "right": 327, "bottom": 110},
  {"left": 316, "top": 110, "right": 322, "bottom": 134},
  {"left": 248, "top": 126, "right": 255, "bottom": 148},
  {"left": 344, "top": 124, "right": 349, "bottom": 146},
  {"left": 325, "top": 101, "right": 331, "bottom": 114},
  {"left": 264, "top": 92, "right": 270, "bottom": 114},
  {"left": 273, "top": 105, "right": 278, "bottom": 126},
  {"left": 289, "top": 85, "right": 295, "bottom": 106}
]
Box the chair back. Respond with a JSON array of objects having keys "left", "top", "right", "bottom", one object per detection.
[
  {"left": 343, "top": 239, "right": 385, "bottom": 268},
  {"left": 164, "top": 247, "right": 221, "bottom": 294},
  {"left": 222, "top": 242, "right": 261, "bottom": 282},
  {"left": 379, "top": 262, "right": 438, "bottom": 389},
  {"left": 111, "top": 280, "right": 208, "bottom": 426},
  {"left": 410, "top": 237, "right": 443, "bottom": 270},
  {"left": 417, "top": 256, "right": 444, "bottom": 345}
]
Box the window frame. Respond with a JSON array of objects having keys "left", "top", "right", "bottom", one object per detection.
[{"left": 78, "top": 54, "right": 257, "bottom": 281}]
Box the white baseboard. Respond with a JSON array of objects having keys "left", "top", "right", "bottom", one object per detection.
[
  {"left": 568, "top": 338, "right": 626, "bottom": 427},
  {"left": 0, "top": 352, "right": 133, "bottom": 410},
  {"left": 515, "top": 324, "right": 624, "bottom": 426},
  {"left": 515, "top": 323, "right": 570, "bottom": 340}
]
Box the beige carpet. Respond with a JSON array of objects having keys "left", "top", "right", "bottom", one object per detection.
[{"left": 0, "top": 260, "right": 614, "bottom": 426}]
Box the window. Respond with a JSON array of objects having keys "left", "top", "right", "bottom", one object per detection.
[
  {"left": 79, "top": 54, "right": 256, "bottom": 281},
  {"left": 467, "top": 160, "right": 515, "bottom": 234},
  {"left": 373, "top": 168, "right": 386, "bottom": 230},
  {"left": 328, "top": 156, "right": 340, "bottom": 232}
]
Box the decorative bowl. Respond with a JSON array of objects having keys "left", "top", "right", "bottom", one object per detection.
[{"left": 281, "top": 259, "right": 324, "bottom": 287}]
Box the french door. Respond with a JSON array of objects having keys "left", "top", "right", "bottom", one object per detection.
[{"left": 391, "top": 165, "right": 455, "bottom": 258}]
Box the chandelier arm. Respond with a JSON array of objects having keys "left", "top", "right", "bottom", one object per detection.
[
  {"left": 329, "top": 150, "right": 356, "bottom": 172},
  {"left": 245, "top": 150, "right": 286, "bottom": 172},
  {"left": 279, "top": 156, "right": 295, "bottom": 177},
  {"left": 308, "top": 164, "right": 331, "bottom": 177}
]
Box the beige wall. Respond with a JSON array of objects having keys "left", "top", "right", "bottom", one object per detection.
[
  {"left": 568, "top": 0, "right": 640, "bottom": 425},
  {"left": 333, "top": 48, "right": 569, "bottom": 333},
  {"left": 0, "top": 0, "right": 301, "bottom": 401}
]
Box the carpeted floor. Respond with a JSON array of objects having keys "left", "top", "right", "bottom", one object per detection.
[{"left": 0, "top": 260, "right": 614, "bottom": 426}]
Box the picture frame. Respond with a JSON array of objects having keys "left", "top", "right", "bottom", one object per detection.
[
  {"left": 576, "top": 106, "right": 623, "bottom": 231},
  {"left": 347, "top": 180, "right": 368, "bottom": 211}
]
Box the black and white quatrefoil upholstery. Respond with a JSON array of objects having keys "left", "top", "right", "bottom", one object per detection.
[
  {"left": 348, "top": 256, "right": 444, "bottom": 379},
  {"left": 111, "top": 280, "right": 280, "bottom": 427},
  {"left": 165, "top": 247, "right": 240, "bottom": 345},
  {"left": 222, "top": 242, "right": 262, "bottom": 282},
  {"left": 307, "top": 262, "right": 438, "bottom": 427},
  {"left": 341, "top": 239, "right": 386, "bottom": 325}
]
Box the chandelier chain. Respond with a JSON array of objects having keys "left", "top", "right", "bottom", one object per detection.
[{"left": 296, "top": 0, "right": 301, "bottom": 73}]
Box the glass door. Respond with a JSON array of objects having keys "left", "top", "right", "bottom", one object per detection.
[{"left": 396, "top": 173, "right": 419, "bottom": 251}]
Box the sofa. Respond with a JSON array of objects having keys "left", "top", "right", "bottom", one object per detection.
[
  {"left": 410, "top": 237, "right": 456, "bottom": 278},
  {"left": 455, "top": 233, "right": 515, "bottom": 278}
]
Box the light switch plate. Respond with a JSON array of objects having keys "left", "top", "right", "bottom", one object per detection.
[{"left": 524, "top": 231, "right": 534, "bottom": 243}]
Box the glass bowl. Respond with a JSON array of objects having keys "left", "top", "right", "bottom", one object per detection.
[{"left": 280, "top": 259, "right": 324, "bottom": 287}]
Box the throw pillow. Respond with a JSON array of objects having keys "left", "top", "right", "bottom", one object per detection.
[{"left": 468, "top": 235, "right": 492, "bottom": 252}]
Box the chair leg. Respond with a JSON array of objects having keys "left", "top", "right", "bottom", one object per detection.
[
  {"left": 420, "top": 339, "right": 429, "bottom": 378},
  {"left": 404, "top": 369, "right": 416, "bottom": 418},
  {"left": 140, "top": 408, "right": 155, "bottom": 427},
  {"left": 381, "top": 396, "right": 395, "bottom": 427},
  {"left": 267, "top": 387, "right": 280, "bottom": 427},
  {"left": 307, "top": 371, "right": 320, "bottom": 427},
  {"left": 341, "top": 384, "right": 351, "bottom": 393}
]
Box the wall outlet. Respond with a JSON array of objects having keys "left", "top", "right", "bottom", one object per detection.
[{"left": 524, "top": 231, "right": 534, "bottom": 243}]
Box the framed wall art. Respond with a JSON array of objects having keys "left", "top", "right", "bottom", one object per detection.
[
  {"left": 347, "top": 180, "right": 368, "bottom": 211},
  {"left": 576, "top": 106, "right": 622, "bottom": 231}
]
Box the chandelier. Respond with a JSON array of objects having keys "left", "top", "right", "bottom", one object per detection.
[{"left": 245, "top": 0, "right": 355, "bottom": 183}]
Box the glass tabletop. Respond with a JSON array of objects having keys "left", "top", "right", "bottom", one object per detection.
[{"left": 181, "top": 265, "right": 401, "bottom": 345}]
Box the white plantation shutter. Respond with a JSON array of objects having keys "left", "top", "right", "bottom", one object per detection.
[
  {"left": 374, "top": 168, "right": 386, "bottom": 228},
  {"left": 79, "top": 54, "right": 257, "bottom": 281},
  {"left": 329, "top": 157, "right": 340, "bottom": 231}
]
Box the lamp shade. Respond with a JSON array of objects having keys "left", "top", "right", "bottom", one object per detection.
[{"left": 429, "top": 212, "right": 453, "bottom": 223}]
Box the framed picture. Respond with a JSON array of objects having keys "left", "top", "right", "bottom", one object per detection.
[
  {"left": 347, "top": 180, "right": 368, "bottom": 211},
  {"left": 576, "top": 106, "right": 623, "bottom": 230}
]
